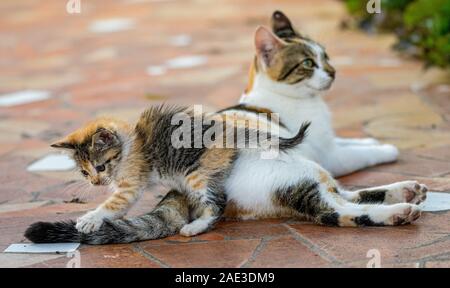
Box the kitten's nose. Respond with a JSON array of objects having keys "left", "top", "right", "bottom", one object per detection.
[{"left": 91, "top": 179, "right": 100, "bottom": 185}]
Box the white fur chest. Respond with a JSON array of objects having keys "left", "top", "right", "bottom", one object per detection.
[{"left": 242, "top": 85, "right": 335, "bottom": 163}]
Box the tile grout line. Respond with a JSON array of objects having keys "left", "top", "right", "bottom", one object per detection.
[
  {"left": 239, "top": 236, "right": 274, "bottom": 268},
  {"left": 282, "top": 223, "right": 341, "bottom": 266},
  {"left": 131, "top": 243, "right": 170, "bottom": 268}
]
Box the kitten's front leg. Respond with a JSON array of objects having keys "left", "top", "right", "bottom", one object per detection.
[{"left": 76, "top": 180, "right": 143, "bottom": 233}]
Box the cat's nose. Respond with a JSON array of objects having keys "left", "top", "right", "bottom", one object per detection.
[
  {"left": 91, "top": 179, "right": 100, "bottom": 185},
  {"left": 328, "top": 69, "right": 336, "bottom": 79}
]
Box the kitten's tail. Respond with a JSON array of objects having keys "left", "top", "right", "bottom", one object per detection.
[
  {"left": 24, "top": 191, "right": 189, "bottom": 245},
  {"left": 278, "top": 121, "right": 310, "bottom": 150}
]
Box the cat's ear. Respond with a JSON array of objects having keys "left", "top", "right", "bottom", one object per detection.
[
  {"left": 255, "top": 26, "right": 285, "bottom": 67},
  {"left": 50, "top": 138, "right": 75, "bottom": 150},
  {"left": 271, "top": 10, "right": 300, "bottom": 38},
  {"left": 91, "top": 128, "right": 119, "bottom": 151}
]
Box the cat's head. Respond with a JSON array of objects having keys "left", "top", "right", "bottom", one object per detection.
[
  {"left": 51, "top": 118, "right": 131, "bottom": 186},
  {"left": 250, "top": 11, "right": 335, "bottom": 96}
]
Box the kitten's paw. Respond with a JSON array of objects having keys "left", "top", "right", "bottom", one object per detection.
[
  {"left": 386, "top": 181, "right": 428, "bottom": 205},
  {"left": 389, "top": 203, "right": 421, "bottom": 225},
  {"left": 180, "top": 224, "right": 202, "bottom": 237},
  {"left": 76, "top": 211, "right": 105, "bottom": 233},
  {"left": 180, "top": 219, "right": 212, "bottom": 237}
]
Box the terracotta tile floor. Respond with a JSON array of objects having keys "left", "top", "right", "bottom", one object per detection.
[{"left": 0, "top": 0, "right": 449, "bottom": 268}]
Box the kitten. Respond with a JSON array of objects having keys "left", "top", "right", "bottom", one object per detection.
[
  {"left": 223, "top": 11, "right": 399, "bottom": 177},
  {"left": 25, "top": 105, "right": 308, "bottom": 243},
  {"left": 25, "top": 105, "right": 426, "bottom": 244}
]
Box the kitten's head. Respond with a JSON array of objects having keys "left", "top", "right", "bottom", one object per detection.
[
  {"left": 51, "top": 118, "right": 130, "bottom": 186},
  {"left": 252, "top": 11, "right": 335, "bottom": 95}
]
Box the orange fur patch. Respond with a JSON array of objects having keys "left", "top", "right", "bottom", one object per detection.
[
  {"left": 54, "top": 117, "right": 130, "bottom": 147},
  {"left": 118, "top": 180, "right": 131, "bottom": 188},
  {"left": 192, "top": 180, "right": 206, "bottom": 190},
  {"left": 244, "top": 57, "right": 257, "bottom": 94},
  {"left": 339, "top": 215, "right": 357, "bottom": 227}
]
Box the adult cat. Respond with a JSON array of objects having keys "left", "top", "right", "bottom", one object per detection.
[{"left": 221, "top": 11, "right": 399, "bottom": 177}]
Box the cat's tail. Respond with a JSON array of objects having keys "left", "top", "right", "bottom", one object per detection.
[
  {"left": 278, "top": 121, "right": 311, "bottom": 150},
  {"left": 24, "top": 190, "right": 189, "bottom": 245}
]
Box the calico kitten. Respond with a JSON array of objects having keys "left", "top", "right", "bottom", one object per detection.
[
  {"left": 225, "top": 11, "right": 400, "bottom": 177},
  {"left": 26, "top": 105, "right": 426, "bottom": 245},
  {"left": 25, "top": 105, "right": 308, "bottom": 243}
]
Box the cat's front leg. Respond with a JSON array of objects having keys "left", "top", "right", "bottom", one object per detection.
[
  {"left": 76, "top": 180, "right": 143, "bottom": 233},
  {"left": 334, "top": 137, "right": 380, "bottom": 146},
  {"left": 324, "top": 144, "right": 399, "bottom": 177}
]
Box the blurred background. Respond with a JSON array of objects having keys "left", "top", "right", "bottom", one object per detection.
[{"left": 0, "top": 0, "right": 449, "bottom": 267}]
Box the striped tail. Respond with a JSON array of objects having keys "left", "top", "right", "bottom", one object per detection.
[
  {"left": 278, "top": 121, "right": 310, "bottom": 150},
  {"left": 24, "top": 190, "right": 189, "bottom": 245}
]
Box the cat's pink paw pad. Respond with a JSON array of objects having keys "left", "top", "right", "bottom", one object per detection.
[
  {"left": 391, "top": 204, "right": 421, "bottom": 225},
  {"left": 403, "top": 181, "right": 428, "bottom": 204}
]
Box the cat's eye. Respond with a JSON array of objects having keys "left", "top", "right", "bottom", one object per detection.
[
  {"left": 81, "top": 170, "right": 89, "bottom": 177},
  {"left": 96, "top": 164, "right": 105, "bottom": 172},
  {"left": 302, "top": 59, "right": 315, "bottom": 69}
]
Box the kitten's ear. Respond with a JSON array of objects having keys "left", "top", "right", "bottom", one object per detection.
[
  {"left": 50, "top": 139, "right": 75, "bottom": 150},
  {"left": 91, "top": 128, "right": 119, "bottom": 151},
  {"left": 255, "top": 26, "right": 285, "bottom": 67},
  {"left": 271, "top": 10, "right": 299, "bottom": 38}
]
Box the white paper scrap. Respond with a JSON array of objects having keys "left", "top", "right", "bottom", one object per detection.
[
  {"left": 4, "top": 243, "right": 80, "bottom": 254},
  {"left": 89, "top": 18, "right": 135, "bottom": 33},
  {"left": 27, "top": 154, "right": 76, "bottom": 172},
  {"left": 0, "top": 90, "right": 51, "bottom": 107},
  {"left": 420, "top": 192, "right": 450, "bottom": 212}
]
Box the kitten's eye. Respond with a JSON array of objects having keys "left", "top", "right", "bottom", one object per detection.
[
  {"left": 81, "top": 170, "right": 89, "bottom": 177},
  {"left": 302, "top": 59, "right": 315, "bottom": 69},
  {"left": 96, "top": 164, "right": 105, "bottom": 172}
]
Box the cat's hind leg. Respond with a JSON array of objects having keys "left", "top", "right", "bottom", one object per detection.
[
  {"left": 179, "top": 149, "right": 234, "bottom": 237},
  {"left": 340, "top": 181, "right": 428, "bottom": 205},
  {"left": 275, "top": 169, "right": 422, "bottom": 227},
  {"left": 179, "top": 185, "right": 225, "bottom": 237}
]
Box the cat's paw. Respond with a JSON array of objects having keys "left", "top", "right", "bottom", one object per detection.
[
  {"left": 390, "top": 203, "right": 421, "bottom": 225},
  {"left": 76, "top": 211, "right": 105, "bottom": 233},
  {"left": 402, "top": 181, "right": 427, "bottom": 205},
  {"left": 356, "top": 138, "right": 380, "bottom": 145},
  {"left": 378, "top": 144, "right": 399, "bottom": 163},
  {"left": 385, "top": 181, "right": 428, "bottom": 205}
]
